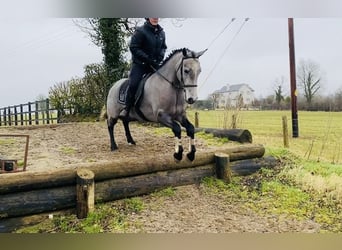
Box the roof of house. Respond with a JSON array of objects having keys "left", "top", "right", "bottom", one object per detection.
[{"left": 214, "top": 84, "right": 254, "bottom": 93}]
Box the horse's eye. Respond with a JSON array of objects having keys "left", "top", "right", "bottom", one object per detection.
[{"left": 184, "top": 69, "right": 190, "bottom": 74}]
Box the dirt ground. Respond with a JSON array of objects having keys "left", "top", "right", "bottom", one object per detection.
[{"left": 0, "top": 122, "right": 321, "bottom": 232}]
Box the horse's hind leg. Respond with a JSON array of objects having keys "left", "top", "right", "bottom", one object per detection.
[
  {"left": 122, "top": 119, "right": 136, "bottom": 145},
  {"left": 107, "top": 117, "right": 118, "bottom": 151},
  {"left": 181, "top": 117, "right": 196, "bottom": 161}
]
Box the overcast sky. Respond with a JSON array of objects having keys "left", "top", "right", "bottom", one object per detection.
[{"left": 1, "top": 18, "right": 342, "bottom": 107}]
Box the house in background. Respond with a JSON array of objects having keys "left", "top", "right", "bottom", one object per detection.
[{"left": 212, "top": 83, "right": 255, "bottom": 109}]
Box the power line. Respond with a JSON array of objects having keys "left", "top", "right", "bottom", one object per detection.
[
  {"left": 206, "top": 18, "right": 236, "bottom": 50},
  {"left": 0, "top": 23, "right": 78, "bottom": 59},
  {"left": 200, "top": 18, "right": 250, "bottom": 92}
]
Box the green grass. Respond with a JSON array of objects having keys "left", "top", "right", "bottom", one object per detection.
[
  {"left": 187, "top": 109, "right": 342, "bottom": 164},
  {"left": 12, "top": 109, "right": 342, "bottom": 233},
  {"left": 15, "top": 198, "right": 145, "bottom": 233},
  {"left": 59, "top": 146, "right": 76, "bottom": 155}
]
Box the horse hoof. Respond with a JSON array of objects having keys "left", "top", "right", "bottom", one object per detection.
[
  {"left": 186, "top": 152, "right": 195, "bottom": 161},
  {"left": 173, "top": 152, "right": 183, "bottom": 161},
  {"left": 111, "top": 145, "right": 118, "bottom": 151}
]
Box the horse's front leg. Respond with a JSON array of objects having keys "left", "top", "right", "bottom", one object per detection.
[
  {"left": 181, "top": 117, "right": 196, "bottom": 161},
  {"left": 157, "top": 111, "right": 183, "bottom": 161},
  {"left": 172, "top": 121, "right": 183, "bottom": 161}
]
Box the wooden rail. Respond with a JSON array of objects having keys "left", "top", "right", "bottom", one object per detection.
[{"left": 0, "top": 99, "right": 58, "bottom": 126}]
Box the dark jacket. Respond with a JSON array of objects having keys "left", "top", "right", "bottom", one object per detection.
[{"left": 129, "top": 21, "right": 167, "bottom": 67}]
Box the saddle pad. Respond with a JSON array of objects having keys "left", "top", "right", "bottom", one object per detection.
[
  {"left": 117, "top": 73, "right": 152, "bottom": 106},
  {"left": 118, "top": 79, "right": 129, "bottom": 104}
]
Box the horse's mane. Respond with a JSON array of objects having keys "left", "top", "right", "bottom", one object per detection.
[{"left": 160, "top": 48, "right": 189, "bottom": 67}]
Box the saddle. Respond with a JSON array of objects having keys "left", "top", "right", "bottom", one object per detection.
[
  {"left": 118, "top": 73, "right": 151, "bottom": 105},
  {"left": 118, "top": 73, "right": 152, "bottom": 120}
]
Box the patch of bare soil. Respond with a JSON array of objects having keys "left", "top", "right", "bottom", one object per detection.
[
  {"left": 124, "top": 185, "right": 320, "bottom": 233},
  {"left": 0, "top": 122, "right": 212, "bottom": 172},
  {"left": 0, "top": 122, "right": 321, "bottom": 232}
]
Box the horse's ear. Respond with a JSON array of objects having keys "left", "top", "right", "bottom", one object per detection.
[
  {"left": 194, "top": 49, "right": 207, "bottom": 58},
  {"left": 182, "top": 48, "right": 189, "bottom": 57}
]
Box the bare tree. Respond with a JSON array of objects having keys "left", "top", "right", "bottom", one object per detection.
[
  {"left": 273, "top": 76, "right": 287, "bottom": 109},
  {"left": 296, "top": 59, "right": 323, "bottom": 109},
  {"left": 209, "top": 92, "right": 221, "bottom": 109},
  {"left": 335, "top": 87, "right": 342, "bottom": 111}
]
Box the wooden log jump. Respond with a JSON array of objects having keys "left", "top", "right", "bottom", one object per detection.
[
  {"left": 0, "top": 144, "right": 279, "bottom": 231},
  {"left": 195, "top": 128, "right": 253, "bottom": 143},
  {"left": 0, "top": 144, "right": 264, "bottom": 195}
]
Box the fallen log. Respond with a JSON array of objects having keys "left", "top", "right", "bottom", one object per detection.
[
  {"left": 0, "top": 156, "right": 277, "bottom": 221},
  {"left": 230, "top": 156, "right": 279, "bottom": 176},
  {"left": 195, "top": 128, "right": 252, "bottom": 143},
  {"left": 0, "top": 144, "right": 265, "bottom": 195}
]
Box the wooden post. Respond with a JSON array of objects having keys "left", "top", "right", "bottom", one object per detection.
[
  {"left": 20, "top": 104, "right": 24, "bottom": 125},
  {"left": 214, "top": 153, "right": 231, "bottom": 183},
  {"left": 46, "top": 99, "right": 50, "bottom": 124},
  {"left": 231, "top": 114, "right": 237, "bottom": 129},
  {"left": 195, "top": 112, "right": 199, "bottom": 128},
  {"left": 28, "top": 102, "right": 32, "bottom": 125},
  {"left": 7, "top": 107, "right": 11, "bottom": 126},
  {"left": 35, "top": 101, "right": 39, "bottom": 125},
  {"left": 76, "top": 169, "right": 95, "bottom": 219},
  {"left": 14, "top": 106, "right": 18, "bottom": 126},
  {"left": 282, "top": 116, "right": 289, "bottom": 148}
]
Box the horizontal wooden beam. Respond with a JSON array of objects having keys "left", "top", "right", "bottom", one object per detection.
[
  {"left": 0, "top": 156, "right": 278, "bottom": 223},
  {"left": 0, "top": 144, "right": 265, "bottom": 195}
]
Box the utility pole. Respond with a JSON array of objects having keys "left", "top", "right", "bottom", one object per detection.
[{"left": 288, "top": 18, "right": 299, "bottom": 138}]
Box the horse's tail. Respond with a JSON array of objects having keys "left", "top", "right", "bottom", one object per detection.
[{"left": 99, "top": 105, "right": 108, "bottom": 121}]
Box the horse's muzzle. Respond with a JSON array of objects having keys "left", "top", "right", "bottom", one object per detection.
[{"left": 187, "top": 97, "right": 196, "bottom": 104}]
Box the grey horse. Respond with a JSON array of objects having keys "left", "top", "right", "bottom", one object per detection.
[{"left": 106, "top": 48, "right": 206, "bottom": 161}]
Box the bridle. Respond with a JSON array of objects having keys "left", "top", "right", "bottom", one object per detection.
[{"left": 155, "top": 56, "right": 199, "bottom": 90}]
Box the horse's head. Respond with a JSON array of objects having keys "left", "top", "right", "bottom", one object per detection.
[{"left": 176, "top": 48, "right": 207, "bottom": 104}]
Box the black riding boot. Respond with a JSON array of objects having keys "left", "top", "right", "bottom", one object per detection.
[{"left": 122, "top": 89, "right": 133, "bottom": 117}]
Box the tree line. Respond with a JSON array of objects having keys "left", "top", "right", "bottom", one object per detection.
[
  {"left": 47, "top": 18, "right": 342, "bottom": 115},
  {"left": 196, "top": 58, "right": 342, "bottom": 111},
  {"left": 48, "top": 18, "right": 133, "bottom": 117}
]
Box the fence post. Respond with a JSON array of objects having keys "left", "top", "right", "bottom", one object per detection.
[
  {"left": 231, "top": 114, "right": 237, "bottom": 129},
  {"left": 282, "top": 115, "right": 289, "bottom": 148},
  {"left": 7, "top": 107, "right": 11, "bottom": 126},
  {"left": 28, "top": 102, "right": 32, "bottom": 125},
  {"left": 46, "top": 99, "right": 50, "bottom": 124},
  {"left": 35, "top": 101, "right": 39, "bottom": 125},
  {"left": 14, "top": 106, "right": 18, "bottom": 126},
  {"left": 0, "top": 109, "right": 2, "bottom": 126},
  {"left": 20, "top": 104, "right": 24, "bottom": 126},
  {"left": 3, "top": 108, "right": 7, "bottom": 126},
  {"left": 195, "top": 112, "right": 199, "bottom": 128}
]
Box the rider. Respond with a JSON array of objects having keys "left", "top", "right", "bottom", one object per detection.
[{"left": 123, "top": 18, "right": 167, "bottom": 116}]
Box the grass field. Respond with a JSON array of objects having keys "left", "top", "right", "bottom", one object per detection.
[
  {"left": 186, "top": 109, "right": 342, "bottom": 215},
  {"left": 187, "top": 110, "right": 342, "bottom": 165},
  {"left": 11, "top": 110, "right": 342, "bottom": 233}
]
